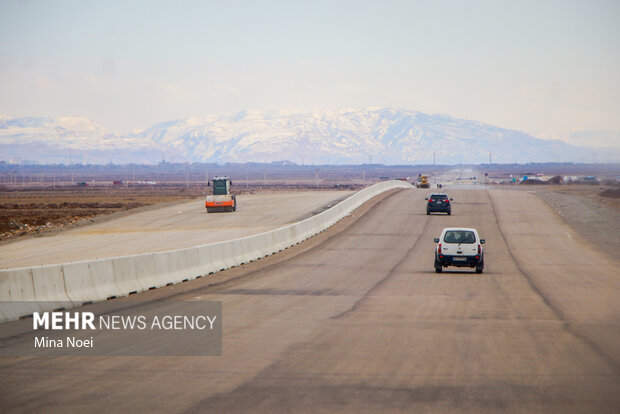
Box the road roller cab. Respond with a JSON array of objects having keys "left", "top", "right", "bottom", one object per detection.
[{"left": 205, "top": 176, "right": 237, "bottom": 213}]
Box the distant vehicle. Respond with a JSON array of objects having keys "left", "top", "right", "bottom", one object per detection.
[
  {"left": 425, "top": 193, "right": 453, "bottom": 215},
  {"left": 434, "top": 227, "right": 485, "bottom": 273},
  {"left": 417, "top": 175, "right": 430, "bottom": 188},
  {"left": 205, "top": 176, "right": 237, "bottom": 213}
]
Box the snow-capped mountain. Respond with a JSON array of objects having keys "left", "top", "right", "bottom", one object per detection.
[
  {"left": 1, "top": 109, "right": 617, "bottom": 164},
  {"left": 0, "top": 116, "right": 159, "bottom": 164},
  {"left": 1, "top": 116, "right": 126, "bottom": 148}
]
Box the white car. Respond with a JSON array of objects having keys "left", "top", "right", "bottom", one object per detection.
[{"left": 433, "top": 227, "right": 485, "bottom": 273}]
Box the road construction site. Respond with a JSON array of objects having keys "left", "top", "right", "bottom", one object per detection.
[{"left": 0, "top": 176, "right": 618, "bottom": 413}]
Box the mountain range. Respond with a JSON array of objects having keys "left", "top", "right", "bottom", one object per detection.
[{"left": 1, "top": 109, "right": 617, "bottom": 165}]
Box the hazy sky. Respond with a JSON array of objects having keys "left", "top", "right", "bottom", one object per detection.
[{"left": 1, "top": 0, "right": 619, "bottom": 142}]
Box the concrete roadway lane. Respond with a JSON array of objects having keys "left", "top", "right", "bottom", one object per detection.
[
  {"left": 0, "top": 190, "right": 352, "bottom": 269},
  {"left": 0, "top": 188, "right": 618, "bottom": 413}
]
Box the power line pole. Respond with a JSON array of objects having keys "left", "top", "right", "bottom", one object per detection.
[{"left": 70, "top": 148, "right": 74, "bottom": 185}]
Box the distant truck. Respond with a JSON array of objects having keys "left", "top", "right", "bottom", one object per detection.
[
  {"left": 417, "top": 175, "right": 430, "bottom": 188},
  {"left": 205, "top": 176, "right": 237, "bottom": 213}
]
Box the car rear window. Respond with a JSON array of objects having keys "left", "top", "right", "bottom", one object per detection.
[
  {"left": 443, "top": 230, "right": 476, "bottom": 244},
  {"left": 430, "top": 194, "right": 447, "bottom": 198}
]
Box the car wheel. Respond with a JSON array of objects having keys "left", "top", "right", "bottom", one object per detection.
[
  {"left": 447, "top": 209, "right": 451, "bottom": 215},
  {"left": 427, "top": 210, "right": 430, "bottom": 215},
  {"left": 434, "top": 259, "right": 442, "bottom": 273}
]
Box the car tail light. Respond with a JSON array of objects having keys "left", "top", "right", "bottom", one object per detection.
[
  {"left": 438, "top": 243, "right": 442, "bottom": 256},
  {"left": 478, "top": 245, "right": 481, "bottom": 254},
  {"left": 444, "top": 199, "right": 449, "bottom": 203},
  {"left": 429, "top": 199, "right": 433, "bottom": 202}
]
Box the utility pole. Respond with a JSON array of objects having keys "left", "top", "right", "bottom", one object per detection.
[
  {"left": 433, "top": 152, "right": 436, "bottom": 166},
  {"left": 69, "top": 148, "right": 73, "bottom": 185},
  {"left": 206, "top": 171, "right": 209, "bottom": 186}
]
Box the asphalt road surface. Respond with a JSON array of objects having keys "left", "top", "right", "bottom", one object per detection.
[
  {"left": 1, "top": 187, "right": 618, "bottom": 413},
  {"left": 0, "top": 190, "right": 352, "bottom": 269}
]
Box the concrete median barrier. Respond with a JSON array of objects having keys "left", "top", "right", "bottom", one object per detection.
[
  {"left": 196, "top": 245, "right": 217, "bottom": 275},
  {"left": 32, "top": 265, "right": 72, "bottom": 303},
  {"left": 0, "top": 180, "right": 412, "bottom": 322},
  {"left": 63, "top": 260, "right": 117, "bottom": 303},
  {"left": 111, "top": 256, "right": 143, "bottom": 295},
  {"left": 0, "top": 268, "right": 40, "bottom": 321}
]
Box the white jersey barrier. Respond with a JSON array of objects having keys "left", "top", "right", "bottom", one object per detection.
[{"left": 0, "top": 180, "right": 412, "bottom": 322}]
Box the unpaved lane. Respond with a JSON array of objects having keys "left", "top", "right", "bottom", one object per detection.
[{"left": 0, "top": 190, "right": 352, "bottom": 268}]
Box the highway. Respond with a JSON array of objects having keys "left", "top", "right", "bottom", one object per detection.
[
  {"left": 1, "top": 187, "right": 619, "bottom": 412},
  {"left": 0, "top": 190, "right": 352, "bottom": 269}
]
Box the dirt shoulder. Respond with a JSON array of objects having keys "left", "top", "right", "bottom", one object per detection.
[{"left": 532, "top": 185, "right": 620, "bottom": 260}]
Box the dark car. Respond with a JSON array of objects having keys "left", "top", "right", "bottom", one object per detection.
[{"left": 425, "top": 193, "right": 453, "bottom": 215}]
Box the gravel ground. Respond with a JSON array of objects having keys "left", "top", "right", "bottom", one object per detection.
[{"left": 535, "top": 189, "right": 620, "bottom": 260}]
